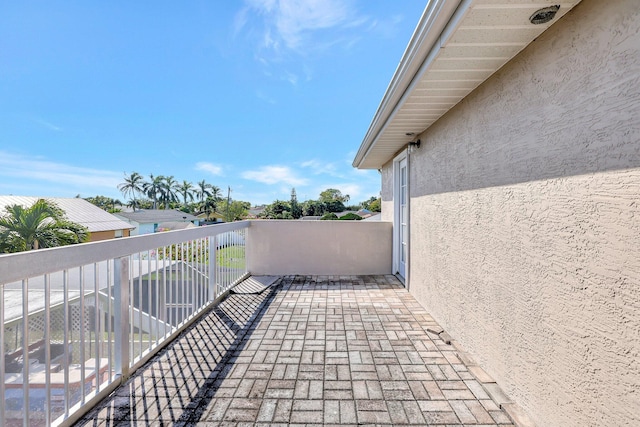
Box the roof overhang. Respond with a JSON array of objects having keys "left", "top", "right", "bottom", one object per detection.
[{"left": 353, "top": 0, "right": 583, "bottom": 169}]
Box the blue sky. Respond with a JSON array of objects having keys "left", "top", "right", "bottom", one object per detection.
[{"left": 0, "top": 1, "right": 424, "bottom": 206}]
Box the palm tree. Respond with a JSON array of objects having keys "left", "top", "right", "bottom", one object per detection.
[
  {"left": 177, "top": 180, "right": 194, "bottom": 205},
  {"left": 143, "top": 174, "right": 164, "bottom": 209},
  {"left": 160, "top": 175, "right": 179, "bottom": 209},
  {"left": 196, "top": 180, "right": 212, "bottom": 204},
  {"left": 210, "top": 185, "right": 222, "bottom": 201},
  {"left": 117, "top": 172, "right": 144, "bottom": 211},
  {"left": 0, "top": 199, "right": 89, "bottom": 253}
]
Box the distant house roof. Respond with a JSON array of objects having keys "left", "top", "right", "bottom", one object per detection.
[
  {"left": 336, "top": 211, "right": 357, "bottom": 218},
  {"left": 114, "top": 209, "right": 199, "bottom": 224},
  {"left": 0, "top": 196, "right": 133, "bottom": 233},
  {"left": 197, "top": 212, "right": 224, "bottom": 220},
  {"left": 249, "top": 206, "right": 266, "bottom": 217},
  {"left": 156, "top": 221, "right": 197, "bottom": 232}
]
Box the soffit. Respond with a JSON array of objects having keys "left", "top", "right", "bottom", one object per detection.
[{"left": 354, "top": 0, "right": 583, "bottom": 169}]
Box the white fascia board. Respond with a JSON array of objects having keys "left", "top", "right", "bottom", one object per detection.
[{"left": 353, "top": 0, "right": 468, "bottom": 169}]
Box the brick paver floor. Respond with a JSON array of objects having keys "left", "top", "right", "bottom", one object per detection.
[{"left": 75, "top": 275, "right": 515, "bottom": 426}]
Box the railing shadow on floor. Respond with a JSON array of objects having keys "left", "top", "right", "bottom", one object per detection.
[{"left": 74, "top": 280, "right": 281, "bottom": 426}]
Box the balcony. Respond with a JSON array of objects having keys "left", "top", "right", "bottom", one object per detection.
[{"left": 1, "top": 220, "right": 516, "bottom": 426}]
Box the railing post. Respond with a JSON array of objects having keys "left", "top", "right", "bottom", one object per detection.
[
  {"left": 209, "top": 236, "right": 217, "bottom": 300},
  {"left": 113, "top": 257, "right": 130, "bottom": 381}
]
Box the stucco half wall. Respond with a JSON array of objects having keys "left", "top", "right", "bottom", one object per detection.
[
  {"left": 246, "top": 220, "right": 392, "bottom": 276},
  {"left": 380, "top": 0, "right": 640, "bottom": 426}
]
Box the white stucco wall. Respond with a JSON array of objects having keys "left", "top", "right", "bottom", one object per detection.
[
  {"left": 246, "top": 220, "right": 392, "bottom": 275},
  {"left": 384, "top": 0, "right": 640, "bottom": 425}
]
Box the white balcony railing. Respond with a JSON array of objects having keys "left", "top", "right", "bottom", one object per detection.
[
  {"left": 0, "top": 219, "right": 393, "bottom": 427},
  {"left": 0, "top": 221, "right": 249, "bottom": 427}
]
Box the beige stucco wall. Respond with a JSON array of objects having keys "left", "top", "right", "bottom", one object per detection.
[
  {"left": 380, "top": 161, "right": 395, "bottom": 222},
  {"left": 387, "top": 0, "right": 640, "bottom": 426},
  {"left": 246, "top": 220, "right": 392, "bottom": 275}
]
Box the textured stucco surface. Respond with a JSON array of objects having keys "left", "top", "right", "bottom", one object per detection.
[
  {"left": 246, "top": 220, "right": 392, "bottom": 275},
  {"left": 380, "top": 161, "right": 395, "bottom": 223},
  {"left": 386, "top": 0, "right": 640, "bottom": 426}
]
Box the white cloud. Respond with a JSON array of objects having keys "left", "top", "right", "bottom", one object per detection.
[
  {"left": 241, "top": 165, "right": 308, "bottom": 186},
  {"left": 239, "top": 0, "right": 365, "bottom": 52},
  {"left": 34, "top": 118, "right": 63, "bottom": 132},
  {"left": 0, "top": 151, "right": 121, "bottom": 192},
  {"left": 300, "top": 159, "right": 341, "bottom": 177},
  {"left": 195, "top": 162, "right": 224, "bottom": 176}
]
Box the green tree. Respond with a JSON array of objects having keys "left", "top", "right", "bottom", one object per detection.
[
  {"left": 360, "top": 196, "right": 377, "bottom": 210},
  {"left": 320, "top": 212, "right": 338, "bottom": 220},
  {"left": 338, "top": 212, "right": 363, "bottom": 221},
  {"left": 319, "top": 188, "right": 350, "bottom": 204},
  {"left": 369, "top": 198, "right": 381, "bottom": 212},
  {"left": 303, "top": 200, "right": 325, "bottom": 216},
  {"left": 85, "top": 195, "right": 122, "bottom": 212},
  {"left": 319, "top": 188, "right": 349, "bottom": 213},
  {"left": 201, "top": 196, "right": 219, "bottom": 219},
  {"left": 290, "top": 188, "right": 302, "bottom": 219},
  {"left": 117, "top": 172, "right": 145, "bottom": 211},
  {"left": 144, "top": 174, "right": 164, "bottom": 209},
  {"left": 177, "top": 180, "right": 195, "bottom": 204},
  {"left": 260, "top": 200, "right": 291, "bottom": 219},
  {"left": 196, "top": 180, "right": 213, "bottom": 204},
  {"left": 210, "top": 185, "right": 222, "bottom": 200},
  {"left": 223, "top": 200, "right": 250, "bottom": 222},
  {"left": 0, "top": 199, "right": 89, "bottom": 253},
  {"left": 159, "top": 175, "right": 179, "bottom": 209}
]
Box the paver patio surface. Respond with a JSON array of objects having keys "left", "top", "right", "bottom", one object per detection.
[{"left": 75, "top": 275, "right": 515, "bottom": 426}]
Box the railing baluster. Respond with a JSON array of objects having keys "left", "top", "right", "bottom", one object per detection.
[
  {"left": 107, "top": 259, "right": 113, "bottom": 381},
  {"left": 138, "top": 254, "right": 143, "bottom": 361},
  {"left": 94, "top": 262, "right": 101, "bottom": 394},
  {"left": 63, "top": 270, "right": 70, "bottom": 417},
  {"left": 44, "top": 273, "right": 52, "bottom": 426},
  {"left": 208, "top": 236, "right": 214, "bottom": 301},
  {"left": 147, "top": 250, "right": 152, "bottom": 353},
  {"left": 0, "top": 282, "right": 5, "bottom": 426},
  {"left": 114, "top": 257, "right": 130, "bottom": 380},
  {"left": 181, "top": 242, "right": 185, "bottom": 324},
  {"left": 79, "top": 266, "right": 86, "bottom": 404},
  {"left": 167, "top": 245, "right": 172, "bottom": 331},
  {"left": 155, "top": 249, "right": 160, "bottom": 344},
  {"left": 190, "top": 240, "right": 195, "bottom": 316},
  {"left": 22, "top": 279, "right": 29, "bottom": 427}
]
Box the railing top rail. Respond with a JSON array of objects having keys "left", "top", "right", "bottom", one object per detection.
[{"left": 0, "top": 220, "right": 251, "bottom": 285}]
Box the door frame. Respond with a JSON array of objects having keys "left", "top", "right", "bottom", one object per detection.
[{"left": 393, "top": 150, "right": 409, "bottom": 286}]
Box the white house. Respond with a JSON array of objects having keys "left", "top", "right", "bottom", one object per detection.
[{"left": 114, "top": 209, "right": 200, "bottom": 235}]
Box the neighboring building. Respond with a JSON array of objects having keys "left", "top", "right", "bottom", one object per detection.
[
  {"left": 114, "top": 209, "right": 200, "bottom": 235},
  {"left": 0, "top": 196, "right": 132, "bottom": 242},
  {"left": 354, "top": 1, "right": 639, "bottom": 427},
  {"left": 248, "top": 205, "right": 266, "bottom": 218},
  {"left": 196, "top": 211, "right": 224, "bottom": 224}
]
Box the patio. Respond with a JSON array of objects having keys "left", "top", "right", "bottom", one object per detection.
[{"left": 74, "top": 275, "right": 515, "bottom": 426}]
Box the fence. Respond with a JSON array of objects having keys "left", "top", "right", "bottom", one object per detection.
[{"left": 0, "top": 221, "right": 249, "bottom": 427}]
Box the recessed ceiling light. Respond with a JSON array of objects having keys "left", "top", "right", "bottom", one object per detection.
[{"left": 530, "top": 5, "right": 560, "bottom": 25}]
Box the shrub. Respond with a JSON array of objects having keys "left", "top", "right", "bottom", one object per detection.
[
  {"left": 320, "top": 213, "right": 338, "bottom": 220},
  {"left": 339, "top": 213, "right": 363, "bottom": 221}
]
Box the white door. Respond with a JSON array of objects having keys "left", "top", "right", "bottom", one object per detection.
[{"left": 395, "top": 156, "right": 408, "bottom": 280}]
